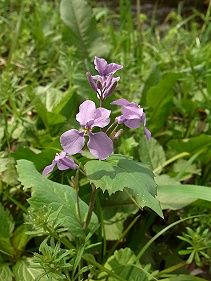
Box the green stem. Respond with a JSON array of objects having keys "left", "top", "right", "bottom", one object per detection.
[
  {"left": 157, "top": 262, "right": 186, "bottom": 276},
  {"left": 106, "top": 121, "right": 117, "bottom": 133},
  {"left": 110, "top": 215, "right": 140, "bottom": 255},
  {"left": 136, "top": 214, "right": 208, "bottom": 261},
  {"left": 153, "top": 152, "right": 190, "bottom": 174},
  {"left": 75, "top": 167, "right": 82, "bottom": 224},
  {"left": 83, "top": 184, "right": 97, "bottom": 230},
  {"left": 96, "top": 194, "right": 107, "bottom": 261}
]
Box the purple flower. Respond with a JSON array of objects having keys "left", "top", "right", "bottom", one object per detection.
[
  {"left": 42, "top": 151, "right": 78, "bottom": 176},
  {"left": 111, "top": 98, "right": 151, "bottom": 140},
  {"left": 60, "top": 100, "right": 113, "bottom": 160},
  {"left": 94, "top": 56, "right": 123, "bottom": 77},
  {"left": 87, "top": 57, "right": 123, "bottom": 100}
]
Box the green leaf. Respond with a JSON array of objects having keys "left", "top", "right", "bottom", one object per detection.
[
  {"left": 157, "top": 184, "right": 211, "bottom": 210},
  {"left": 98, "top": 248, "right": 156, "bottom": 281},
  {"left": 0, "top": 264, "right": 13, "bottom": 281},
  {"left": 13, "top": 147, "right": 57, "bottom": 172},
  {"left": 139, "top": 137, "right": 166, "bottom": 171},
  {"left": 85, "top": 154, "right": 163, "bottom": 218},
  {"left": 168, "top": 274, "right": 208, "bottom": 281},
  {"left": 168, "top": 134, "right": 211, "bottom": 163},
  {"left": 146, "top": 73, "right": 178, "bottom": 133},
  {"left": 35, "top": 86, "right": 75, "bottom": 114},
  {"left": 13, "top": 258, "right": 50, "bottom": 281},
  {"left": 17, "top": 160, "right": 98, "bottom": 238},
  {"left": 0, "top": 203, "right": 15, "bottom": 256},
  {"left": 0, "top": 157, "right": 18, "bottom": 185},
  {"left": 60, "top": 0, "right": 107, "bottom": 58},
  {"left": 12, "top": 225, "right": 30, "bottom": 253},
  {"left": 141, "top": 64, "right": 161, "bottom": 105},
  {"left": 30, "top": 93, "right": 66, "bottom": 127}
]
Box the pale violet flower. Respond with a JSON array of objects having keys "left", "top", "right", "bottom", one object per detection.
[
  {"left": 42, "top": 151, "right": 77, "bottom": 176},
  {"left": 111, "top": 98, "right": 151, "bottom": 140},
  {"left": 60, "top": 100, "right": 113, "bottom": 160},
  {"left": 87, "top": 57, "right": 123, "bottom": 100}
]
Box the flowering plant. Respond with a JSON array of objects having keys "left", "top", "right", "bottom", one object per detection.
[
  {"left": 43, "top": 57, "right": 151, "bottom": 174},
  {"left": 17, "top": 57, "right": 163, "bottom": 281}
]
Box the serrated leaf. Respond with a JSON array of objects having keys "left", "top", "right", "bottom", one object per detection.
[
  {"left": 0, "top": 264, "right": 13, "bottom": 281},
  {"left": 17, "top": 160, "right": 98, "bottom": 238},
  {"left": 85, "top": 155, "right": 163, "bottom": 217},
  {"left": 60, "top": 0, "right": 107, "bottom": 58},
  {"left": 0, "top": 203, "right": 15, "bottom": 256}
]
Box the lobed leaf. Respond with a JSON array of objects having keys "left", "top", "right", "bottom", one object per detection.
[
  {"left": 85, "top": 154, "right": 163, "bottom": 217},
  {"left": 17, "top": 160, "right": 98, "bottom": 238}
]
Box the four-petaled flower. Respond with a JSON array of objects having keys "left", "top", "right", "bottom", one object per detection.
[
  {"left": 42, "top": 58, "right": 151, "bottom": 176},
  {"left": 42, "top": 151, "right": 78, "bottom": 176},
  {"left": 60, "top": 100, "right": 113, "bottom": 160},
  {"left": 87, "top": 56, "right": 123, "bottom": 100},
  {"left": 111, "top": 98, "right": 151, "bottom": 140}
]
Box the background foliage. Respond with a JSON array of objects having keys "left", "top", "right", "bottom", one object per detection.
[{"left": 0, "top": 0, "right": 211, "bottom": 280}]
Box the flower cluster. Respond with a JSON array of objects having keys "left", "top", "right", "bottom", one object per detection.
[{"left": 43, "top": 57, "right": 151, "bottom": 176}]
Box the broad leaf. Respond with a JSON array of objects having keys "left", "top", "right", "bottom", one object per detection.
[
  {"left": 85, "top": 155, "right": 163, "bottom": 217},
  {"left": 0, "top": 264, "right": 13, "bottom": 281},
  {"left": 17, "top": 160, "right": 98, "bottom": 238},
  {"left": 0, "top": 203, "right": 15, "bottom": 256},
  {"left": 0, "top": 157, "right": 18, "bottom": 185},
  {"left": 35, "top": 86, "right": 75, "bottom": 114},
  {"left": 97, "top": 248, "right": 157, "bottom": 281},
  {"left": 157, "top": 184, "right": 211, "bottom": 210},
  {"left": 60, "top": 0, "right": 107, "bottom": 58},
  {"left": 12, "top": 225, "right": 30, "bottom": 253},
  {"left": 146, "top": 73, "right": 178, "bottom": 133},
  {"left": 31, "top": 93, "right": 66, "bottom": 127},
  {"left": 139, "top": 137, "right": 166, "bottom": 172},
  {"left": 141, "top": 64, "right": 161, "bottom": 105},
  {"left": 13, "top": 259, "right": 51, "bottom": 281}
]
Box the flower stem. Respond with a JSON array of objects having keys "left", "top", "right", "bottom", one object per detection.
[
  {"left": 75, "top": 167, "right": 82, "bottom": 224},
  {"left": 83, "top": 184, "right": 97, "bottom": 230},
  {"left": 106, "top": 121, "right": 117, "bottom": 133}
]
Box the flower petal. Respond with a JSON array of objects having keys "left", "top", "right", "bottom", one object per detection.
[
  {"left": 76, "top": 100, "right": 96, "bottom": 127},
  {"left": 104, "top": 63, "right": 123, "bottom": 76},
  {"left": 144, "top": 127, "right": 151, "bottom": 140},
  {"left": 60, "top": 129, "right": 85, "bottom": 155},
  {"left": 94, "top": 57, "right": 108, "bottom": 75},
  {"left": 122, "top": 105, "right": 143, "bottom": 118},
  {"left": 42, "top": 161, "right": 56, "bottom": 176},
  {"left": 111, "top": 98, "right": 131, "bottom": 107},
  {"left": 94, "top": 57, "right": 123, "bottom": 76},
  {"left": 87, "top": 132, "right": 113, "bottom": 160},
  {"left": 57, "top": 157, "right": 78, "bottom": 170},
  {"left": 91, "top": 108, "right": 111, "bottom": 128},
  {"left": 86, "top": 72, "right": 98, "bottom": 92},
  {"left": 124, "top": 118, "right": 142, "bottom": 128}
]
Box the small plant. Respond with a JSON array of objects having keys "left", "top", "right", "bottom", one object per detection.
[{"left": 178, "top": 227, "right": 211, "bottom": 267}]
